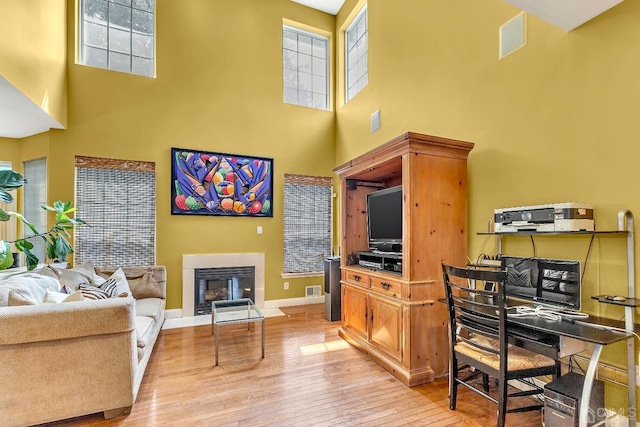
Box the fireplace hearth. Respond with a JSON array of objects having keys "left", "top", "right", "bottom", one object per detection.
[{"left": 194, "top": 266, "right": 255, "bottom": 315}]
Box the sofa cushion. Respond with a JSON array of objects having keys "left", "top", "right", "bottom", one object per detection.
[
  {"left": 8, "top": 290, "right": 38, "bottom": 306},
  {"left": 0, "top": 273, "right": 60, "bottom": 307},
  {"left": 135, "top": 316, "right": 154, "bottom": 343},
  {"left": 134, "top": 298, "right": 164, "bottom": 322},
  {"left": 55, "top": 269, "right": 92, "bottom": 291}
]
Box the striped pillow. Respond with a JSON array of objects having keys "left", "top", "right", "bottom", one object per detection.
[{"left": 78, "top": 283, "right": 111, "bottom": 300}]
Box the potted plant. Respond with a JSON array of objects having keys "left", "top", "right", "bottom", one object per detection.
[{"left": 0, "top": 169, "right": 85, "bottom": 270}]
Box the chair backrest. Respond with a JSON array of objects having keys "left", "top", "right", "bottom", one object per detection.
[{"left": 442, "top": 264, "right": 509, "bottom": 371}]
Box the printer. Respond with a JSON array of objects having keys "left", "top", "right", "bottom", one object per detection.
[{"left": 494, "top": 202, "right": 594, "bottom": 233}]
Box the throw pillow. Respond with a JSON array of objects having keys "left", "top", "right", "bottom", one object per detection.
[
  {"left": 96, "top": 267, "right": 162, "bottom": 299},
  {"left": 103, "top": 268, "right": 133, "bottom": 299},
  {"left": 7, "top": 290, "right": 38, "bottom": 306},
  {"left": 78, "top": 283, "right": 111, "bottom": 300},
  {"left": 43, "top": 288, "right": 84, "bottom": 303},
  {"left": 55, "top": 269, "right": 92, "bottom": 292},
  {"left": 127, "top": 271, "right": 162, "bottom": 299},
  {"left": 506, "top": 265, "right": 533, "bottom": 288}
]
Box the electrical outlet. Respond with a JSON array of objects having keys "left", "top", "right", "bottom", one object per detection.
[
  {"left": 257, "top": 226, "right": 263, "bottom": 235},
  {"left": 284, "top": 282, "right": 289, "bottom": 290}
]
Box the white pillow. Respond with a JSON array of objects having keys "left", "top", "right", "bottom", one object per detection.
[
  {"left": 44, "top": 288, "right": 84, "bottom": 303},
  {"left": 109, "top": 268, "right": 133, "bottom": 299}
]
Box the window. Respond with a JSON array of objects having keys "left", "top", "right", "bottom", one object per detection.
[
  {"left": 345, "top": 5, "right": 368, "bottom": 103},
  {"left": 283, "top": 26, "right": 329, "bottom": 110},
  {"left": 283, "top": 174, "right": 332, "bottom": 274},
  {"left": 23, "top": 158, "right": 47, "bottom": 262},
  {"left": 0, "top": 162, "right": 16, "bottom": 245},
  {"left": 74, "top": 156, "right": 156, "bottom": 266},
  {"left": 79, "top": 0, "right": 155, "bottom": 77}
]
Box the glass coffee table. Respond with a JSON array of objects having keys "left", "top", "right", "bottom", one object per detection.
[{"left": 211, "top": 298, "right": 265, "bottom": 366}]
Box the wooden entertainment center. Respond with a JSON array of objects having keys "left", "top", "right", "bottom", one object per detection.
[{"left": 333, "top": 132, "right": 474, "bottom": 386}]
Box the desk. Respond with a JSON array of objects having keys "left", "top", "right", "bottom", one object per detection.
[
  {"left": 445, "top": 297, "right": 634, "bottom": 427},
  {"left": 506, "top": 311, "right": 632, "bottom": 427}
]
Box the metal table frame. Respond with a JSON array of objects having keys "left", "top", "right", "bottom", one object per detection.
[{"left": 211, "top": 298, "right": 264, "bottom": 366}]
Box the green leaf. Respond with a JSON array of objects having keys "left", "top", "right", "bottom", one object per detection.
[
  {"left": 15, "top": 239, "right": 34, "bottom": 251},
  {"left": 0, "top": 208, "right": 10, "bottom": 222},
  {"left": 0, "top": 241, "right": 14, "bottom": 270},
  {"left": 22, "top": 247, "right": 39, "bottom": 270},
  {"left": 54, "top": 235, "right": 73, "bottom": 261},
  {"left": 0, "top": 189, "right": 13, "bottom": 204},
  {"left": 11, "top": 213, "right": 39, "bottom": 235},
  {"left": 53, "top": 201, "right": 66, "bottom": 211},
  {"left": 0, "top": 170, "right": 25, "bottom": 191}
]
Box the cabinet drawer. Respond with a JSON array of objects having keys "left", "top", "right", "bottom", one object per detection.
[
  {"left": 343, "top": 270, "right": 371, "bottom": 287},
  {"left": 371, "top": 277, "right": 402, "bottom": 299}
]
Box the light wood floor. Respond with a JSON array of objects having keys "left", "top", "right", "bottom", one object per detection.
[{"left": 44, "top": 304, "right": 542, "bottom": 426}]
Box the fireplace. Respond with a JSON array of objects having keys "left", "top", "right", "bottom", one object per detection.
[
  {"left": 182, "top": 253, "right": 265, "bottom": 317},
  {"left": 194, "top": 266, "right": 255, "bottom": 315}
]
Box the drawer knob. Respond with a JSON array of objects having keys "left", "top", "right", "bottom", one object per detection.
[
  {"left": 381, "top": 282, "right": 391, "bottom": 290},
  {"left": 354, "top": 275, "right": 361, "bottom": 281}
]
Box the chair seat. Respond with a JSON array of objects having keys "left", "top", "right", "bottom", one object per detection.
[{"left": 455, "top": 335, "right": 556, "bottom": 372}]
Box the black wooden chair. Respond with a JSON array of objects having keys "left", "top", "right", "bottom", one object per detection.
[{"left": 442, "top": 263, "right": 559, "bottom": 427}]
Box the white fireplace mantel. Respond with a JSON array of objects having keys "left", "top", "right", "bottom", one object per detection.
[{"left": 182, "top": 253, "right": 265, "bottom": 317}]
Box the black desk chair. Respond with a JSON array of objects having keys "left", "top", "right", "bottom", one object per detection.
[{"left": 442, "top": 264, "right": 559, "bottom": 427}]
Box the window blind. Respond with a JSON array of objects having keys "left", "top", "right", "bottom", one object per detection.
[
  {"left": 74, "top": 156, "right": 156, "bottom": 267},
  {"left": 23, "top": 158, "right": 47, "bottom": 262},
  {"left": 283, "top": 174, "right": 332, "bottom": 274},
  {"left": 0, "top": 161, "right": 16, "bottom": 243}
]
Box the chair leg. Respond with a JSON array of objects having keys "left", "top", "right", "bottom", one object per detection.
[
  {"left": 497, "top": 378, "right": 507, "bottom": 427},
  {"left": 450, "top": 358, "right": 458, "bottom": 410},
  {"left": 482, "top": 373, "right": 490, "bottom": 392}
]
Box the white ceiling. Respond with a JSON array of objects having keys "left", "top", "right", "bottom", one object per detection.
[
  {"left": 290, "top": 0, "right": 346, "bottom": 15},
  {"left": 503, "top": 0, "right": 624, "bottom": 31},
  {"left": 0, "top": 77, "right": 64, "bottom": 139}
]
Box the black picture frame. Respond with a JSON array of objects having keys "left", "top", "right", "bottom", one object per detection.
[{"left": 171, "top": 147, "right": 273, "bottom": 217}]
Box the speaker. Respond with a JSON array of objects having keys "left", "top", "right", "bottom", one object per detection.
[
  {"left": 500, "top": 12, "right": 526, "bottom": 59},
  {"left": 346, "top": 179, "right": 357, "bottom": 190}
]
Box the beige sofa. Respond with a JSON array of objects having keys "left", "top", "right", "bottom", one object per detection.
[{"left": 0, "top": 264, "right": 166, "bottom": 427}]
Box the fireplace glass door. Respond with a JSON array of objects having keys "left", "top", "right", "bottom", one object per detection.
[{"left": 194, "top": 267, "right": 255, "bottom": 315}]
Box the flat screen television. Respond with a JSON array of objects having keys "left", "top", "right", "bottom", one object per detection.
[
  {"left": 366, "top": 185, "right": 403, "bottom": 253},
  {"left": 500, "top": 256, "right": 582, "bottom": 311}
]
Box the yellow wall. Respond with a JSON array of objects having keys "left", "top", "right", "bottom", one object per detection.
[
  {"left": 46, "top": 0, "right": 335, "bottom": 308},
  {"left": 0, "top": 0, "right": 67, "bottom": 127},
  {"left": 335, "top": 0, "right": 640, "bottom": 410}
]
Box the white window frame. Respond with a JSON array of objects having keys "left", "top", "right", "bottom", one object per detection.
[
  {"left": 283, "top": 25, "right": 330, "bottom": 111},
  {"left": 0, "top": 161, "right": 16, "bottom": 248},
  {"left": 79, "top": 0, "right": 156, "bottom": 77},
  {"left": 345, "top": 5, "right": 368, "bottom": 103}
]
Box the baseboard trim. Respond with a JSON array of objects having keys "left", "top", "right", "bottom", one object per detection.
[
  {"left": 165, "top": 296, "right": 325, "bottom": 319},
  {"left": 165, "top": 308, "right": 183, "bottom": 319}
]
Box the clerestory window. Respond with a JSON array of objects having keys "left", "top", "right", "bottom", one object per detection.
[
  {"left": 79, "top": 0, "right": 155, "bottom": 77},
  {"left": 345, "top": 5, "right": 368, "bottom": 103},
  {"left": 283, "top": 26, "right": 329, "bottom": 110}
]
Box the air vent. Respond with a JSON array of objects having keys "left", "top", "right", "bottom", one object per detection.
[{"left": 305, "top": 285, "right": 321, "bottom": 297}]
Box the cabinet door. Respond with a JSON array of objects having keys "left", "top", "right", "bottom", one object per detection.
[
  {"left": 369, "top": 293, "right": 403, "bottom": 360},
  {"left": 342, "top": 284, "right": 368, "bottom": 340}
]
